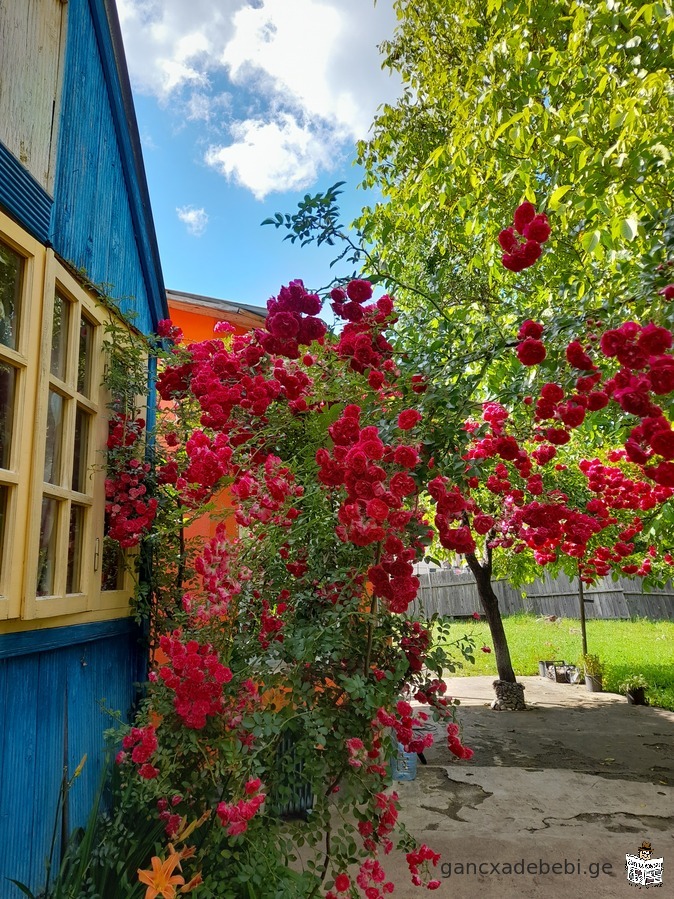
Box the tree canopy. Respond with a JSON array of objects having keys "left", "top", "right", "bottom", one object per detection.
[{"left": 357, "top": 0, "right": 673, "bottom": 323}]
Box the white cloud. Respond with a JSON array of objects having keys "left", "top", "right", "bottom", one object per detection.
[
  {"left": 118, "top": 0, "right": 400, "bottom": 198},
  {"left": 176, "top": 205, "right": 209, "bottom": 236},
  {"left": 205, "top": 114, "right": 334, "bottom": 199}
]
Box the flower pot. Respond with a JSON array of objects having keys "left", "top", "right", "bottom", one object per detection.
[
  {"left": 585, "top": 674, "right": 603, "bottom": 692},
  {"left": 626, "top": 687, "right": 646, "bottom": 705}
]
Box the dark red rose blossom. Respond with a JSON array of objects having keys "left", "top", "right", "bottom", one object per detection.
[
  {"left": 473, "top": 513, "right": 495, "bottom": 535},
  {"left": 517, "top": 338, "right": 546, "bottom": 366},
  {"left": 498, "top": 227, "right": 519, "bottom": 252},
  {"left": 346, "top": 279, "right": 373, "bottom": 303},
  {"left": 522, "top": 213, "right": 551, "bottom": 243},
  {"left": 518, "top": 319, "right": 545, "bottom": 340},
  {"left": 638, "top": 323, "right": 672, "bottom": 355},
  {"left": 513, "top": 201, "right": 536, "bottom": 233},
  {"left": 565, "top": 340, "right": 595, "bottom": 370},
  {"left": 398, "top": 409, "right": 422, "bottom": 431},
  {"left": 587, "top": 391, "right": 609, "bottom": 411}
]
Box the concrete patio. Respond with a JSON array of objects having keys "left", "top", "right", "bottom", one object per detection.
[{"left": 387, "top": 676, "right": 674, "bottom": 898}]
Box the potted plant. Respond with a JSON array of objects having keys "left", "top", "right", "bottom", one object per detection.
[
  {"left": 619, "top": 674, "right": 648, "bottom": 705},
  {"left": 582, "top": 653, "right": 604, "bottom": 692}
]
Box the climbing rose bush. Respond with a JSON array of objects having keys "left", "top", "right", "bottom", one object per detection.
[{"left": 111, "top": 279, "right": 472, "bottom": 897}]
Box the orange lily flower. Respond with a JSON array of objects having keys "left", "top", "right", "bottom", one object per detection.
[{"left": 137, "top": 852, "right": 185, "bottom": 899}]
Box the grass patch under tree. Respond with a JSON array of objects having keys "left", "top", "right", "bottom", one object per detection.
[{"left": 442, "top": 613, "right": 674, "bottom": 711}]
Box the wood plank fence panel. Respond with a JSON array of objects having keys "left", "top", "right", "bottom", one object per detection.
[{"left": 412, "top": 568, "right": 674, "bottom": 620}]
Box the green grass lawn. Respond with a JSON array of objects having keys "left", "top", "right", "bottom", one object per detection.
[{"left": 440, "top": 613, "right": 674, "bottom": 711}]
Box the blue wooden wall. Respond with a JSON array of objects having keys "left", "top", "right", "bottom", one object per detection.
[
  {"left": 0, "top": 621, "right": 144, "bottom": 892},
  {"left": 51, "top": 0, "right": 166, "bottom": 335}
]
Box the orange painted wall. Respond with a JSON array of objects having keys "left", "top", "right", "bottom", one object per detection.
[{"left": 166, "top": 301, "right": 264, "bottom": 544}]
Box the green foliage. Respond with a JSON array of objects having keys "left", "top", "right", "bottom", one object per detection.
[
  {"left": 619, "top": 672, "right": 648, "bottom": 692},
  {"left": 582, "top": 652, "right": 604, "bottom": 677},
  {"left": 358, "top": 0, "right": 674, "bottom": 326}
]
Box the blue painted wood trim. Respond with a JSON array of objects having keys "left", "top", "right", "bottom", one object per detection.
[
  {"left": 0, "top": 143, "right": 53, "bottom": 244},
  {"left": 0, "top": 618, "right": 138, "bottom": 660},
  {"left": 87, "top": 0, "right": 167, "bottom": 331}
]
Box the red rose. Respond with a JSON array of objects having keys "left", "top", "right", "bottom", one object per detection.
[
  {"left": 398, "top": 409, "right": 422, "bottom": 430},
  {"left": 346, "top": 279, "right": 373, "bottom": 303},
  {"left": 522, "top": 239, "right": 542, "bottom": 265},
  {"left": 335, "top": 874, "right": 350, "bottom": 892},
  {"left": 517, "top": 338, "right": 546, "bottom": 366},
  {"left": 513, "top": 201, "right": 536, "bottom": 233},
  {"left": 559, "top": 403, "right": 585, "bottom": 428},
  {"left": 565, "top": 340, "right": 595, "bottom": 370},
  {"left": 648, "top": 461, "right": 674, "bottom": 486},
  {"left": 650, "top": 429, "right": 674, "bottom": 460},
  {"left": 518, "top": 319, "right": 545, "bottom": 340},
  {"left": 546, "top": 427, "right": 571, "bottom": 445},
  {"left": 638, "top": 322, "right": 673, "bottom": 355},
  {"left": 649, "top": 357, "right": 674, "bottom": 394},
  {"left": 587, "top": 391, "right": 609, "bottom": 411},
  {"left": 522, "top": 213, "right": 551, "bottom": 243},
  {"left": 393, "top": 445, "right": 420, "bottom": 468},
  {"left": 498, "top": 227, "right": 519, "bottom": 252},
  {"left": 473, "top": 513, "right": 495, "bottom": 535},
  {"left": 268, "top": 311, "right": 299, "bottom": 339},
  {"left": 599, "top": 329, "right": 625, "bottom": 357},
  {"left": 658, "top": 284, "right": 674, "bottom": 301}
]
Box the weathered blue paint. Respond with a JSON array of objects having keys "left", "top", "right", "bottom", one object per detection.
[
  {"left": 0, "top": 617, "right": 138, "bottom": 659},
  {"left": 51, "top": 0, "right": 167, "bottom": 334},
  {"left": 0, "top": 143, "right": 53, "bottom": 245},
  {"left": 0, "top": 624, "right": 145, "bottom": 893}
]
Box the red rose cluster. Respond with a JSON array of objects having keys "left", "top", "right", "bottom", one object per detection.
[
  {"left": 158, "top": 632, "right": 233, "bottom": 730},
  {"left": 375, "top": 701, "right": 434, "bottom": 756},
  {"left": 231, "top": 453, "right": 303, "bottom": 529},
  {"left": 354, "top": 858, "right": 395, "bottom": 898},
  {"left": 184, "top": 524, "right": 249, "bottom": 624},
  {"left": 400, "top": 620, "right": 431, "bottom": 672},
  {"left": 516, "top": 319, "right": 546, "bottom": 366},
  {"left": 156, "top": 318, "right": 183, "bottom": 344},
  {"left": 105, "top": 413, "right": 157, "bottom": 548},
  {"left": 315, "top": 404, "right": 428, "bottom": 612},
  {"left": 406, "top": 844, "right": 442, "bottom": 890},
  {"left": 499, "top": 201, "right": 551, "bottom": 271},
  {"left": 119, "top": 725, "right": 159, "bottom": 780},
  {"left": 258, "top": 279, "right": 327, "bottom": 359},
  {"left": 331, "top": 281, "right": 397, "bottom": 378},
  {"left": 216, "top": 778, "right": 266, "bottom": 837}
]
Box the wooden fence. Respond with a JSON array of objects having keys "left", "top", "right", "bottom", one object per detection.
[{"left": 411, "top": 568, "right": 674, "bottom": 620}]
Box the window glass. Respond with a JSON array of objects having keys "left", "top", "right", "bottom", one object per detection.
[
  {"left": 66, "top": 504, "right": 84, "bottom": 594},
  {"left": 37, "top": 497, "right": 59, "bottom": 596},
  {"left": 0, "top": 240, "right": 22, "bottom": 349},
  {"left": 71, "top": 406, "right": 90, "bottom": 492},
  {"left": 77, "top": 315, "right": 94, "bottom": 397},
  {"left": 0, "top": 484, "right": 7, "bottom": 584},
  {"left": 43, "top": 390, "right": 64, "bottom": 484},
  {"left": 0, "top": 361, "right": 16, "bottom": 470},
  {"left": 50, "top": 292, "right": 70, "bottom": 379}
]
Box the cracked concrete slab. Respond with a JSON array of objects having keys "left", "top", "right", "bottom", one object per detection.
[{"left": 385, "top": 677, "right": 674, "bottom": 898}]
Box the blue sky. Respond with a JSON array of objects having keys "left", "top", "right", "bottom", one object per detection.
[{"left": 117, "top": 0, "right": 400, "bottom": 308}]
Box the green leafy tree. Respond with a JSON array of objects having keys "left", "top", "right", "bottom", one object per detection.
[{"left": 357, "top": 0, "right": 674, "bottom": 322}]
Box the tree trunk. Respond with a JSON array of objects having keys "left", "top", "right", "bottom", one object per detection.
[
  {"left": 578, "top": 570, "right": 588, "bottom": 658},
  {"left": 466, "top": 553, "right": 516, "bottom": 683}
]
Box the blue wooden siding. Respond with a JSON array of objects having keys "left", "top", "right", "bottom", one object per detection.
[
  {"left": 0, "top": 143, "right": 53, "bottom": 245},
  {"left": 51, "top": 0, "right": 166, "bottom": 335},
  {"left": 0, "top": 620, "right": 143, "bottom": 892}
]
